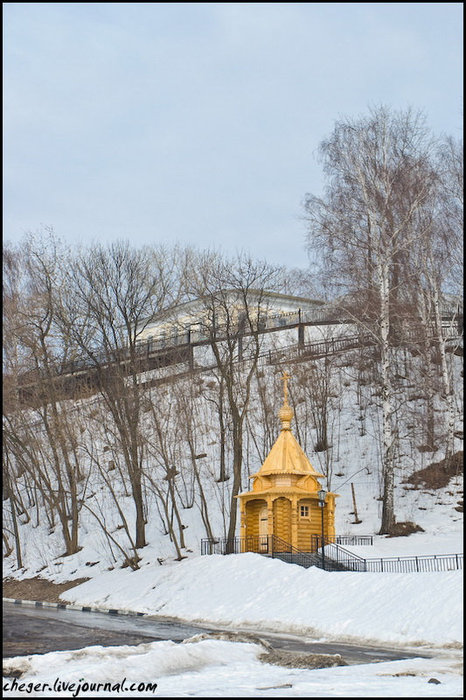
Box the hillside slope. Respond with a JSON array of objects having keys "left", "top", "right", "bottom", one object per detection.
[{"left": 3, "top": 330, "right": 463, "bottom": 584}]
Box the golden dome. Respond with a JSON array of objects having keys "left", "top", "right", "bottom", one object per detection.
[
  {"left": 279, "top": 403, "right": 294, "bottom": 430},
  {"left": 249, "top": 371, "right": 324, "bottom": 479}
]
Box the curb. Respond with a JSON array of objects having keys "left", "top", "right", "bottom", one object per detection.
[{"left": 3, "top": 597, "right": 147, "bottom": 617}]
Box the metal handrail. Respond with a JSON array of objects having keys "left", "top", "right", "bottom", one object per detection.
[
  {"left": 362, "top": 553, "right": 463, "bottom": 573},
  {"left": 16, "top": 309, "right": 462, "bottom": 388},
  {"left": 316, "top": 541, "right": 463, "bottom": 572},
  {"left": 316, "top": 541, "right": 367, "bottom": 567},
  {"left": 312, "top": 535, "right": 374, "bottom": 547},
  {"left": 201, "top": 537, "right": 463, "bottom": 572}
]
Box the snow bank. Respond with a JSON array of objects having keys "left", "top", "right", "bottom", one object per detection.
[
  {"left": 3, "top": 638, "right": 259, "bottom": 683},
  {"left": 3, "top": 639, "right": 463, "bottom": 698},
  {"left": 61, "top": 553, "right": 463, "bottom": 647}
]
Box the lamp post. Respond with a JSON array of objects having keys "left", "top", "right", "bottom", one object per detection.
[{"left": 318, "top": 488, "right": 327, "bottom": 570}]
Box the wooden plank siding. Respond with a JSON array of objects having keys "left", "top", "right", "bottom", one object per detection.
[
  {"left": 245, "top": 499, "right": 266, "bottom": 547},
  {"left": 273, "top": 498, "right": 292, "bottom": 549},
  {"left": 297, "top": 498, "right": 322, "bottom": 551}
]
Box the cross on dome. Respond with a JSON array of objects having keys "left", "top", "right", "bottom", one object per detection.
[
  {"left": 281, "top": 371, "right": 290, "bottom": 405},
  {"left": 279, "top": 370, "right": 293, "bottom": 429}
]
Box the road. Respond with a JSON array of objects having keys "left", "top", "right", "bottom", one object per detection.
[{"left": 3, "top": 601, "right": 431, "bottom": 666}]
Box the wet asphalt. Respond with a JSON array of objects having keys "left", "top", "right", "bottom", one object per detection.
[{"left": 3, "top": 601, "right": 432, "bottom": 666}]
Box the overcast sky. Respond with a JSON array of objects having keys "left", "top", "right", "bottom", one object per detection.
[{"left": 3, "top": 3, "right": 463, "bottom": 270}]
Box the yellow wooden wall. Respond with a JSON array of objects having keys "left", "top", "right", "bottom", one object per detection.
[
  {"left": 245, "top": 499, "right": 265, "bottom": 540},
  {"left": 273, "top": 498, "right": 291, "bottom": 548},
  {"left": 243, "top": 495, "right": 334, "bottom": 553},
  {"left": 296, "top": 498, "right": 321, "bottom": 551}
]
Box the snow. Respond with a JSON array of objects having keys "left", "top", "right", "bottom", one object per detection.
[
  {"left": 55, "top": 552, "right": 462, "bottom": 647},
  {"left": 3, "top": 327, "right": 463, "bottom": 696},
  {"left": 3, "top": 640, "right": 463, "bottom": 697},
  {"left": 4, "top": 545, "right": 463, "bottom": 697},
  {"left": 340, "top": 531, "right": 463, "bottom": 559}
]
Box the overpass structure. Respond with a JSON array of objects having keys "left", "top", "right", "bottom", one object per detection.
[{"left": 13, "top": 301, "right": 463, "bottom": 407}]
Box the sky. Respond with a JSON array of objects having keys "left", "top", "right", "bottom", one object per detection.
[{"left": 3, "top": 3, "right": 463, "bottom": 270}]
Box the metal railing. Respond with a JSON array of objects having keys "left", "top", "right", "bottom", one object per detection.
[
  {"left": 364, "top": 554, "right": 463, "bottom": 572},
  {"left": 201, "top": 536, "right": 463, "bottom": 572},
  {"left": 265, "top": 325, "right": 463, "bottom": 367},
  {"left": 264, "top": 333, "right": 373, "bottom": 366},
  {"left": 201, "top": 535, "right": 345, "bottom": 570},
  {"left": 16, "top": 305, "right": 463, "bottom": 390},
  {"left": 316, "top": 541, "right": 463, "bottom": 572},
  {"left": 201, "top": 535, "right": 319, "bottom": 567},
  {"left": 201, "top": 535, "right": 275, "bottom": 555},
  {"left": 312, "top": 535, "right": 374, "bottom": 548}
]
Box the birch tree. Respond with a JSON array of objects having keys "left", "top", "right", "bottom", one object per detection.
[
  {"left": 410, "top": 136, "right": 463, "bottom": 457},
  {"left": 304, "top": 106, "right": 439, "bottom": 534}
]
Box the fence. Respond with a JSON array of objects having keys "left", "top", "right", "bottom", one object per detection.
[
  {"left": 312, "top": 535, "right": 374, "bottom": 548},
  {"left": 200, "top": 535, "right": 323, "bottom": 568},
  {"left": 316, "top": 541, "right": 463, "bottom": 572},
  {"left": 201, "top": 536, "right": 463, "bottom": 573}
]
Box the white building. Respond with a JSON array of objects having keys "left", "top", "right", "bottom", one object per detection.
[{"left": 136, "top": 290, "right": 326, "bottom": 350}]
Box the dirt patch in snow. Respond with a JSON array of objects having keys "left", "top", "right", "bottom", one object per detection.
[
  {"left": 183, "top": 631, "right": 273, "bottom": 651},
  {"left": 386, "top": 520, "right": 425, "bottom": 537},
  {"left": 3, "top": 577, "right": 89, "bottom": 603},
  {"left": 183, "top": 633, "right": 348, "bottom": 670},
  {"left": 403, "top": 451, "right": 463, "bottom": 490},
  {"left": 259, "top": 649, "right": 348, "bottom": 669}
]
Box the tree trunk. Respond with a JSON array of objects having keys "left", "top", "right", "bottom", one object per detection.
[
  {"left": 226, "top": 421, "right": 243, "bottom": 550},
  {"left": 432, "top": 285, "right": 456, "bottom": 457},
  {"left": 132, "top": 478, "right": 147, "bottom": 549},
  {"left": 379, "top": 260, "right": 396, "bottom": 534}
]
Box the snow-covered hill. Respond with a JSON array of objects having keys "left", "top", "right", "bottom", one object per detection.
[
  {"left": 4, "top": 326, "right": 463, "bottom": 579},
  {"left": 3, "top": 331, "right": 463, "bottom": 698}
]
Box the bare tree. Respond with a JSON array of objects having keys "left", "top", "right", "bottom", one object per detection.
[
  {"left": 3, "top": 233, "right": 87, "bottom": 557},
  {"left": 172, "top": 377, "right": 216, "bottom": 541},
  {"left": 143, "top": 383, "right": 189, "bottom": 560},
  {"left": 79, "top": 412, "right": 142, "bottom": 570},
  {"left": 304, "top": 106, "right": 440, "bottom": 533},
  {"left": 437, "top": 136, "right": 463, "bottom": 297},
  {"left": 246, "top": 364, "right": 283, "bottom": 465},
  {"left": 290, "top": 352, "right": 340, "bottom": 490},
  {"left": 3, "top": 453, "right": 23, "bottom": 569},
  {"left": 188, "top": 251, "right": 283, "bottom": 544},
  {"left": 411, "top": 230, "right": 461, "bottom": 458},
  {"left": 57, "top": 241, "right": 184, "bottom": 550}
]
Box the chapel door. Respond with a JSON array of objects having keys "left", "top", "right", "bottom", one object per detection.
[
  {"left": 259, "top": 506, "right": 268, "bottom": 551},
  {"left": 273, "top": 498, "right": 292, "bottom": 551}
]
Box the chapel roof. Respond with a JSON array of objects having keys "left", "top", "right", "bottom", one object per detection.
[{"left": 250, "top": 371, "right": 324, "bottom": 480}]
